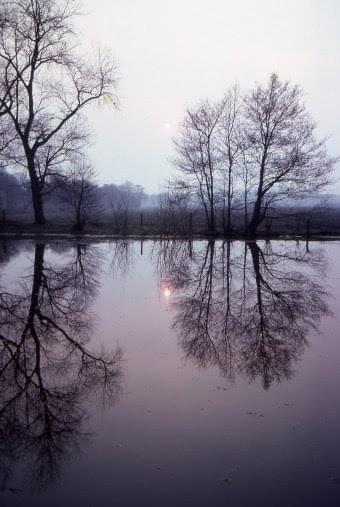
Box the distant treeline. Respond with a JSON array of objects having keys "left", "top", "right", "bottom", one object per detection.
[
  {"left": 0, "top": 170, "right": 149, "bottom": 223},
  {"left": 0, "top": 168, "right": 339, "bottom": 237}
]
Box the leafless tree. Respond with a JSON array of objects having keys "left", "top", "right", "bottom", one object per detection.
[
  {"left": 158, "top": 180, "right": 191, "bottom": 235},
  {"left": 173, "top": 99, "right": 225, "bottom": 233},
  {"left": 0, "top": 0, "right": 118, "bottom": 224},
  {"left": 243, "top": 73, "right": 336, "bottom": 235},
  {"left": 170, "top": 74, "right": 337, "bottom": 236},
  {"left": 57, "top": 159, "right": 98, "bottom": 231},
  {"left": 105, "top": 182, "right": 144, "bottom": 234},
  {"left": 218, "top": 86, "right": 243, "bottom": 233},
  {"left": 12, "top": 117, "right": 90, "bottom": 197}
]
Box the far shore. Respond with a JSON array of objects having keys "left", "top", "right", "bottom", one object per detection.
[{"left": 0, "top": 229, "right": 340, "bottom": 243}]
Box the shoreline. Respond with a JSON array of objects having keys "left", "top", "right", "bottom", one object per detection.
[{"left": 0, "top": 231, "right": 340, "bottom": 242}]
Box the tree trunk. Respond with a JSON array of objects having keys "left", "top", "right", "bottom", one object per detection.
[
  {"left": 222, "top": 183, "right": 226, "bottom": 233},
  {"left": 28, "top": 158, "right": 45, "bottom": 225},
  {"left": 245, "top": 146, "right": 268, "bottom": 236},
  {"left": 75, "top": 207, "right": 83, "bottom": 231},
  {"left": 226, "top": 166, "right": 232, "bottom": 232},
  {"left": 246, "top": 199, "right": 262, "bottom": 236},
  {"left": 208, "top": 198, "right": 216, "bottom": 233},
  {"left": 209, "top": 210, "right": 216, "bottom": 233}
]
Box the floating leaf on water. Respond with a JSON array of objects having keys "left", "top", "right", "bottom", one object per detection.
[{"left": 221, "top": 477, "right": 231, "bottom": 485}]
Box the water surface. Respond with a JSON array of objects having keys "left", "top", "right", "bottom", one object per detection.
[{"left": 0, "top": 239, "right": 340, "bottom": 507}]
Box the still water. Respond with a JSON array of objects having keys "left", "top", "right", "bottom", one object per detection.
[{"left": 0, "top": 238, "right": 339, "bottom": 507}]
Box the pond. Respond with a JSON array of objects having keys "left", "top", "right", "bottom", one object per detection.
[{"left": 0, "top": 238, "right": 340, "bottom": 507}]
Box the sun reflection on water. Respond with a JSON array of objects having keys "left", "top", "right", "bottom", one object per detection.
[{"left": 163, "top": 285, "right": 172, "bottom": 299}]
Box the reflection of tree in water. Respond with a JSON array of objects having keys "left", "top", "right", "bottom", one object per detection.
[
  {"left": 0, "top": 243, "right": 122, "bottom": 492},
  {"left": 110, "top": 240, "right": 135, "bottom": 278},
  {"left": 156, "top": 240, "right": 329, "bottom": 389},
  {"left": 238, "top": 242, "right": 328, "bottom": 388},
  {"left": 153, "top": 240, "right": 194, "bottom": 291}
]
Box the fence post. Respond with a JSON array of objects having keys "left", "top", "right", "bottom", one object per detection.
[{"left": 306, "top": 219, "right": 311, "bottom": 252}]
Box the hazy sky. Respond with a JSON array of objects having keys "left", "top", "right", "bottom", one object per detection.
[{"left": 78, "top": 0, "right": 340, "bottom": 192}]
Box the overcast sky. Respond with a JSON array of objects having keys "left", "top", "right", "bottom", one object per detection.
[{"left": 77, "top": 0, "right": 340, "bottom": 192}]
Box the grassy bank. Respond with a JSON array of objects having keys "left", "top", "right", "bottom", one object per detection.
[{"left": 1, "top": 220, "right": 340, "bottom": 242}]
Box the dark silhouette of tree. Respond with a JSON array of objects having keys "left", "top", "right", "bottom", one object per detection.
[
  {"left": 243, "top": 74, "right": 335, "bottom": 235},
  {"left": 158, "top": 181, "right": 191, "bottom": 236},
  {"left": 218, "top": 86, "right": 243, "bottom": 233},
  {"left": 171, "top": 74, "right": 336, "bottom": 236},
  {"left": 0, "top": 0, "right": 118, "bottom": 224},
  {"left": 103, "top": 182, "right": 146, "bottom": 235},
  {"left": 57, "top": 159, "right": 99, "bottom": 231},
  {"left": 173, "top": 99, "right": 225, "bottom": 233}
]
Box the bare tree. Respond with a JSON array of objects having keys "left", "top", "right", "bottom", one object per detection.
[
  {"left": 218, "top": 86, "right": 242, "bottom": 233},
  {"left": 243, "top": 73, "right": 336, "bottom": 236},
  {"left": 103, "top": 182, "right": 145, "bottom": 234},
  {"left": 0, "top": 0, "right": 118, "bottom": 224},
  {"left": 58, "top": 159, "right": 98, "bottom": 231},
  {"left": 173, "top": 99, "right": 225, "bottom": 233},
  {"left": 158, "top": 180, "right": 191, "bottom": 235}
]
